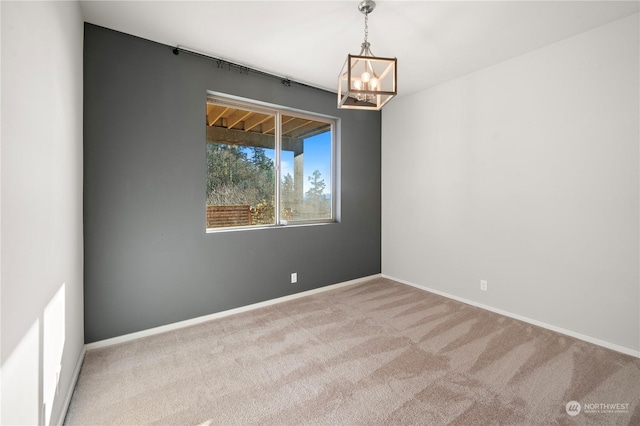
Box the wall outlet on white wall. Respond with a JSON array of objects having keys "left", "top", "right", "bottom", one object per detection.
[
  {"left": 480, "top": 280, "right": 488, "bottom": 291},
  {"left": 291, "top": 273, "right": 298, "bottom": 284}
]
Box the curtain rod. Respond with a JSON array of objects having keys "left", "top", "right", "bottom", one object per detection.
[{"left": 172, "top": 45, "right": 334, "bottom": 95}]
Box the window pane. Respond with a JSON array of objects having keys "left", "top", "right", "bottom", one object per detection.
[
  {"left": 206, "top": 103, "right": 276, "bottom": 228},
  {"left": 280, "top": 115, "right": 332, "bottom": 223}
]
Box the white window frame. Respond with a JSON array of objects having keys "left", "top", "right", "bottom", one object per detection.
[{"left": 206, "top": 91, "right": 339, "bottom": 232}]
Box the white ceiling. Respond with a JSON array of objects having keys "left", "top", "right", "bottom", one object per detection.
[{"left": 80, "top": 1, "right": 639, "bottom": 99}]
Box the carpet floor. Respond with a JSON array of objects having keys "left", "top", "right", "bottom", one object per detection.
[{"left": 65, "top": 277, "right": 640, "bottom": 425}]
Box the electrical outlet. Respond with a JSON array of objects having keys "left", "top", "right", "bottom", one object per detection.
[
  {"left": 291, "top": 272, "right": 298, "bottom": 284},
  {"left": 480, "top": 280, "right": 488, "bottom": 291}
]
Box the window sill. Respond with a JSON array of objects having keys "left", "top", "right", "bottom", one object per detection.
[{"left": 206, "top": 220, "right": 337, "bottom": 234}]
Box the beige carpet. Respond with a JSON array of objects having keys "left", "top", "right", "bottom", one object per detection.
[{"left": 65, "top": 278, "right": 640, "bottom": 425}]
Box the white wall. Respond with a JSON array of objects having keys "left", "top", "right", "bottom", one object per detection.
[
  {"left": 382, "top": 14, "right": 639, "bottom": 354},
  {"left": 1, "top": 1, "right": 84, "bottom": 424}
]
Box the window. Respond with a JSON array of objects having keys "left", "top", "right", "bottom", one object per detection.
[{"left": 206, "top": 93, "right": 336, "bottom": 230}]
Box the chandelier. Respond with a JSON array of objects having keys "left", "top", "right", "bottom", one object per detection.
[{"left": 338, "top": 0, "right": 397, "bottom": 110}]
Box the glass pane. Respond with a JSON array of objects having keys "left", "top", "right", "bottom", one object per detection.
[
  {"left": 280, "top": 115, "right": 332, "bottom": 223},
  {"left": 206, "top": 103, "right": 276, "bottom": 228}
]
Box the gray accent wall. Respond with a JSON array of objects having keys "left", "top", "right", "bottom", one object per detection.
[{"left": 84, "top": 24, "right": 381, "bottom": 343}]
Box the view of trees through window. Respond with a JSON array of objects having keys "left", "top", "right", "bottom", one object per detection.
[{"left": 206, "top": 98, "right": 334, "bottom": 229}]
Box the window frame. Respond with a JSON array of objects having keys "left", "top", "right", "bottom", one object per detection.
[{"left": 206, "top": 91, "right": 339, "bottom": 232}]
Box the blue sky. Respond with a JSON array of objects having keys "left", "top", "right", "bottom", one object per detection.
[{"left": 282, "top": 131, "right": 332, "bottom": 194}]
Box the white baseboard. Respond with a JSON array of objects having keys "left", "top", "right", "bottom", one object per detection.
[
  {"left": 382, "top": 274, "right": 640, "bottom": 359},
  {"left": 85, "top": 274, "right": 382, "bottom": 350},
  {"left": 55, "top": 345, "right": 86, "bottom": 426}
]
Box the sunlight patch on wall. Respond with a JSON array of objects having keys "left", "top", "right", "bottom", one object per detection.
[
  {"left": 1, "top": 283, "right": 67, "bottom": 425},
  {"left": 43, "top": 282, "right": 65, "bottom": 425}
]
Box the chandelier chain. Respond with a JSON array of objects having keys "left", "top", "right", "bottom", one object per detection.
[{"left": 364, "top": 12, "right": 369, "bottom": 44}]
